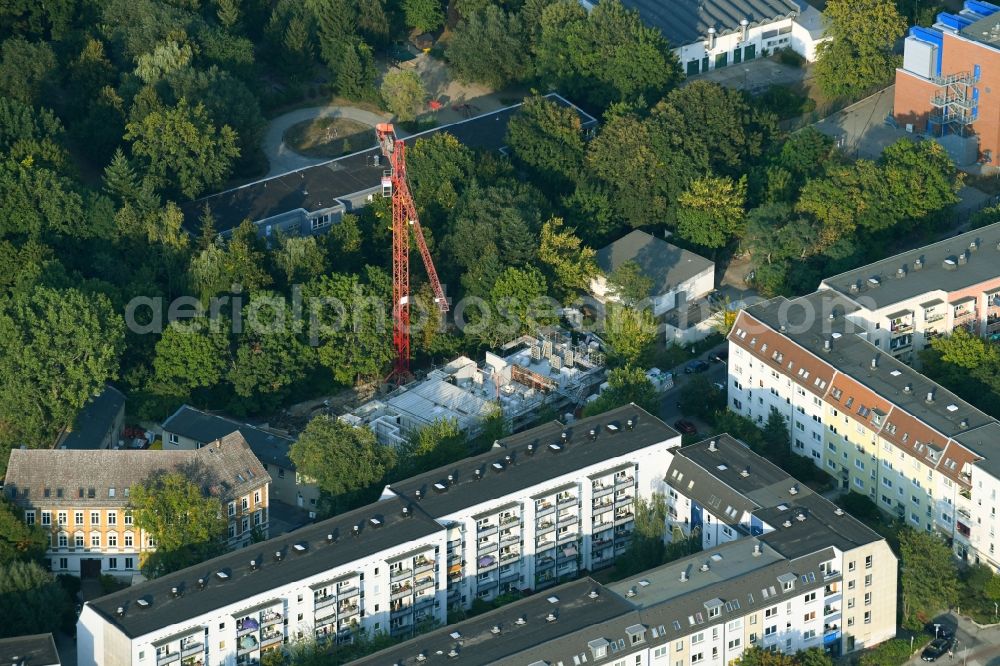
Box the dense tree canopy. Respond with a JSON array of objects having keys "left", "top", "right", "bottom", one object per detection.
[
  {"left": 815, "top": 0, "right": 906, "bottom": 98},
  {"left": 289, "top": 415, "right": 396, "bottom": 500},
  {"left": 899, "top": 528, "right": 959, "bottom": 629}
]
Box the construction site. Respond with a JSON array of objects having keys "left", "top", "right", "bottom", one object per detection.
[{"left": 340, "top": 328, "right": 607, "bottom": 446}]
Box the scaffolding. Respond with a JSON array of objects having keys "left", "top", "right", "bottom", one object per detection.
[{"left": 929, "top": 71, "right": 977, "bottom": 137}]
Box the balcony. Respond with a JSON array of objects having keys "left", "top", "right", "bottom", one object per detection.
[
  {"left": 500, "top": 532, "right": 520, "bottom": 545},
  {"left": 557, "top": 495, "right": 578, "bottom": 508},
  {"left": 536, "top": 556, "right": 555, "bottom": 571},
  {"left": 477, "top": 555, "right": 499, "bottom": 572},
  {"left": 536, "top": 520, "right": 555, "bottom": 536},
  {"left": 390, "top": 603, "right": 413, "bottom": 618},
  {"left": 593, "top": 485, "right": 614, "bottom": 500},
  {"left": 390, "top": 568, "right": 413, "bottom": 583},
  {"left": 337, "top": 585, "right": 360, "bottom": 599},
  {"left": 157, "top": 653, "right": 181, "bottom": 666},
  {"left": 536, "top": 502, "right": 555, "bottom": 518},
  {"left": 478, "top": 524, "right": 498, "bottom": 538},
  {"left": 413, "top": 595, "right": 435, "bottom": 611},
  {"left": 259, "top": 632, "right": 283, "bottom": 649},
  {"left": 614, "top": 495, "right": 635, "bottom": 509},
  {"left": 181, "top": 641, "right": 204, "bottom": 658},
  {"left": 500, "top": 568, "right": 520, "bottom": 583},
  {"left": 500, "top": 550, "right": 521, "bottom": 563},
  {"left": 337, "top": 602, "right": 360, "bottom": 618},
  {"left": 536, "top": 536, "right": 555, "bottom": 550},
  {"left": 592, "top": 498, "right": 613, "bottom": 510},
  {"left": 390, "top": 584, "right": 412, "bottom": 601},
  {"left": 616, "top": 475, "right": 635, "bottom": 488},
  {"left": 500, "top": 515, "right": 521, "bottom": 527},
  {"left": 824, "top": 605, "right": 840, "bottom": 617},
  {"left": 558, "top": 513, "right": 579, "bottom": 527},
  {"left": 478, "top": 541, "right": 498, "bottom": 555},
  {"left": 315, "top": 594, "right": 336, "bottom": 609},
  {"left": 414, "top": 576, "right": 435, "bottom": 592},
  {"left": 614, "top": 511, "right": 635, "bottom": 524},
  {"left": 557, "top": 532, "right": 579, "bottom": 546},
  {"left": 261, "top": 612, "right": 283, "bottom": 627},
  {"left": 414, "top": 558, "right": 435, "bottom": 575}
]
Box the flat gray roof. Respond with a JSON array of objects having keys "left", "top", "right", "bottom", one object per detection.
[
  {"left": 597, "top": 230, "right": 714, "bottom": 296},
  {"left": 819, "top": 222, "right": 1000, "bottom": 310},
  {"left": 617, "top": 0, "right": 799, "bottom": 46},
  {"left": 0, "top": 633, "right": 60, "bottom": 666},
  {"left": 960, "top": 12, "right": 1000, "bottom": 47}
]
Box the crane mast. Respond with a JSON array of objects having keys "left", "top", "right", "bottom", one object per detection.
[{"left": 375, "top": 123, "right": 449, "bottom": 383}]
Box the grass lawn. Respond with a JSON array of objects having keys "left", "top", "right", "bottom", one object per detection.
[{"left": 284, "top": 117, "right": 377, "bottom": 159}]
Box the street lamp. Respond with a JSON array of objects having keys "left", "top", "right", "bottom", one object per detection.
[{"left": 934, "top": 623, "right": 941, "bottom": 639}]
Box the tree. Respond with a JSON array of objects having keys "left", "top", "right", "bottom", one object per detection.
[
  {"left": 0, "top": 37, "right": 56, "bottom": 105},
  {"left": 607, "top": 260, "right": 653, "bottom": 308},
  {"left": 399, "top": 418, "right": 468, "bottom": 476},
  {"left": 0, "top": 286, "right": 124, "bottom": 453},
  {"left": 761, "top": 407, "right": 790, "bottom": 457},
  {"left": 402, "top": 0, "right": 445, "bottom": 32},
  {"left": 216, "top": 0, "right": 240, "bottom": 28},
  {"left": 447, "top": 6, "right": 530, "bottom": 89},
  {"left": 304, "top": 272, "right": 395, "bottom": 384},
  {"left": 930, "top": 326, "right": 1000, "bottom": 370},
  {"left": 814, "top": 0, "right": 905, "bottom": 98},
  {"left": 273, "top": 234, "right": 327, "bottom": 285},
  {"left": 679, "top": 376, "right": 725, "bottom": 421},
  {"left": 380, "top": 70, "right": 426, "bottom": 123},
  {"left": 676, "top": 175, "right": 747, "bottom": 249},
  {"left": 130, "top": 472, "right": 228, "bottom": 576},
  {"left": 152, "top": 320, "right": 232, "bottom": 398},
  {"left": 603, "top": 304, "right": 656, "bottom": 365},
  {"left": 134, "top": 39, "right": 194, "bottom": 84},
  {"left": 0, "top": 97, "right": 67, "bottom": 170},
  {"left": 125, "top": 98, "right": 240, "bottom": 199},
  {"left": 468, "top": 266, "right": 554, "bottom": 347},
  {"left": 879, "top": 139, "right": 961, "bottom": 222},
  {"left": 538, "top": 217, "right": 597, "bottom": 300},
  {"left": 0, "top": 498, "right": 47, "bottom": 566},
  {"left": 899, "top": 528, "right": 959, "bottom": 629},
  {"left": 737, "top": 647, "right": 798, "bottom": 666},
  {"left": 407, "top": 133, "right": 474, "bottom": 216},
  {"left": 0, "top": 560, "right": 73, "bottom": 638},
  {"left": 289, "top": 415, "right": 396, "bottom": 498},
  {"left": 582, "top": 365, "right": 658, "bottom": 416},
  {"left": 797, "top": 648, "right": 833, "bottom": 666},
  {"left": 985, "top": 572, "right": 1000, "bottom": 602},
  {"left": 506, "top": 96, "right": 585, "bottom": 185},
  {"left": 336, "top": 41, "right": 378, "bottom": 101},
  {"left": 615, "top": 493, "right": 666, "bottom": 576}
]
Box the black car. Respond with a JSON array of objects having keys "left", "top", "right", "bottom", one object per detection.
[
  {"left": 921, "top": 638, "right": 953, "bottom": 662},
  {"left": 674, "top": 419, "right": 698, "bottom": 435},
  {"left": 684, "top": 360, "right": 710, "bottom": 374}
]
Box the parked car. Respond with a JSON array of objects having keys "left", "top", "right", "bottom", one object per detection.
[
  {"left": 674, "top": 419, "right": 698, "bottom": 435},
  {"left": 921, "top": 638, "right": 953, "bottom": 662},
  {"left": 684, "top": 360, "right": 710, "bottom": 374}
]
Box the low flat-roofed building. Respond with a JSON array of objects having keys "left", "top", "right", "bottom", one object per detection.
[{"left": 0, "top": 634, "right": 60, "bottom": 666}]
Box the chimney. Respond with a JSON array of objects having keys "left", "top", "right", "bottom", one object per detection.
[
  {"left": 327, "top": 532, "right": 335, "bottom": 542},
  {"left": 527, "top": 443, "right": 535, "bottom": 456},
  {"left": 447, "top": 474, "right": 455, "bottom": 484},
  {"left": 680, "top": 570, "right": 688, "bottom": 582},
  {"left": 708, "top": 440, "right": 717, "bottom": 452},
  {"left": 170, "top": 586, "right": 180, "bottom": 598},
  {"left": 926, "top": 390, "right": 935, "bottom": 404},
  {"left": 958, "top": 251, "right": 969, "bottom": 265},
  {"left": 753, "top": 543, "right": 762, "bottom": 557},
  {"left": 352, "top": 525, "right": 360, "bottom": 537},
  {"left": 250, "top": 559, "right": 258, "bottom": 571},
  {"left": 870, "top": 358, "right": 878, "bottom": 370},
  {"left": 415, "top": 489, "right": 423, "bottom": 501},
  {"left": 740, "top": 18, "right": 749, "bottom": 41},
  {"left": 914, "top": 257, "right": 923, "bottom": 269},
  {"left": 589, "top": 428, "right": 598, "bottom": 440},
  {"left": 626, "top": 418, "right": 635, "bottom": 430},
  {"left": 903, "top": 384, "right": 912, "bottom": 394},
  {"left": 707, "top": 26, "right": 717, "bottom": 49},
  {"left": 700, "top": 562, "right": 710, "bottom": 572},
  {"left": 824, "top": 339, "right": 832, "bottom": 352}
]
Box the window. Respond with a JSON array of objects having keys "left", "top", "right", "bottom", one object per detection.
[
  {"left": 804, "top": 592, "right": 816, "bottom": 603},
  {"left": 864, "top": 611, "right": 871, "bottom": 624},
  {"left": 692, "top": 633, "right": 704, "bottom": 645},
  {"left": 865, "top": 574, "right": 872, "bottom": 587},
  {"left": 803, "top": 630, "right": 816, "bottom": 640},
  {"left": 254, "top": 490, "right": 261, "bottom": 504},
  {"left": 865, "top": 555, "right": 872, "bottom": 569},
  {"left": 655, "top": 647, "right": 668, "bottom": 659},
  {"left": 228, "top": 502, "right": 236, "bottom": 517},
  {"left": 168, "top": 433, "right": 178, "bottom": 445},
  {"left": 242, "top": 497, "right": 249, "bottom": 511},
  {"left": 124, "top": 511, "right": 132, "bottom": 526},
  {"left": 676, "top": 640, "right": 684, "bottom": 652},
  {"left": 764, "top": 626, "right": 777, "bottom": 637},
  {"left": 41, "top": 511, "right": 50, "bottom": 526},
  {"left": 125, "top": 557, "right": 134, "bottom": 569},
  {"left": 90, "top": 533, "right": 100, "bottom": 548},
  {"left": 109, "top": 557, "right": 118, "bottom": 569},
  {"left": 74, "top": 533, "right": 84, "bottom": 548},
  {"left": 58, "top": 533, "right": 68, "bottom": 548},
  {"left": 692, "top": 654, "right": 704, "bottom": 665},
  {"left": 24, "top": 511, "right": 35, "bottom": 525},
  {"left": 848, "top": 598, "right": 855, "bottom": 609},
  {"left": 124, "top": 533, "right": 133, "bottom": 548},
  {"left": 728, "top": 638, "right": 742, "bottom": 650},
  {"left": 59, "top": 557, "right": 67, "bottom": 569},
  {"left": 865, "top": 592, "right": 872, "bottom": 606},
  {"left": 765, "top": 607, "right": 778, "bottom": 619},
  {"left": 804, "top": 611, "right": 816, "bottom": 622},
  {"left": 108, "top": 533, "right": 118, "bottom": 547},
  {"left": 108, "top": 511, "right": 116, "bottom": 526},
  {"left": 848, "top": 561, "right": 856, "bottom": 572},
  {"left": 91, "top": 511, "right": 100, "bottom": 526},
  {"left": 848, "top": 617, "right": 855, "bottom": 627},
  {"left": 241, "top": 517, "right": 249, "bottom": 533},
  {"left": 74, "top": 511, "right": 83, "bottom": 526}
]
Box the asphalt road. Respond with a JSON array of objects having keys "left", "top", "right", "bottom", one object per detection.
[
  {"left": 657, "top": 340, "right": 730, "bottom": 436},
  {"left": 906, "top": 613, "right": 1000, "bottom": 666}
]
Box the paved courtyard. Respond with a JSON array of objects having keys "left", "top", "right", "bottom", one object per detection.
[{"left": 692, "top": 57, "right": 809, "bottom": 93}]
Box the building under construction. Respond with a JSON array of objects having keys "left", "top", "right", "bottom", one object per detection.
[{"left": 340, "top": 329, "right": 607, "bottom": 446}]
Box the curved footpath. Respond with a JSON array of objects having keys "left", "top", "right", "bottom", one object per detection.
[{"left": 262, "top": 105, "right": 400, "bottom": 177}]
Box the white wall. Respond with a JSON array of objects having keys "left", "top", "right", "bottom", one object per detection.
[{"left": 674, "top": 17, "right": 809, "bottom": 77}]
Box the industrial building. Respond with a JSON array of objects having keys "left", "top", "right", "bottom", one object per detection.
[
  {"left": 818, "top": 220, "right": 1000, "bottom": 364},
  {"left": 183, "top": 94, "right": 597, "bottom": 238},
  {"left": 76, "top": 405, "right": 680, "bottom": 666},
  {"left": 354, "top": 435, "right": 897, "bottom": 665},
  {"left": 894, "top": 0, "right": 1000, "bottom": 166},
  {"left": 341, "top": 329, "right": 607, "bottom": 445},
  {"left": 609, "top": 0, "right": 828, "bottom": 76},
  {"left": 727, "top": 289, "right": 1000, "bottom": 569}
]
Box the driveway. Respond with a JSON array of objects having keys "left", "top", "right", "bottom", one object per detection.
[
  {"left": 657, "top": 340, "right": 730, "bottom": 434},
  {"left": 262, "top": 105, "right": 393, "bottom": 177},
  {"left": 693, "top": 57, "right": 809, "bottom": 93},
  {"left": 812, "top": 85, "right": 909, "bottom": 160},
  {"left": 904, "top": 613, "right": 1000, "bottom": 666}
]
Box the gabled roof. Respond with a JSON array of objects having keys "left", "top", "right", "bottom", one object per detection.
[
  {"left": 5, "top": 432, "right": 269, "bottom": 507},
  {"left": 596, "top": 230, "right": 714, "bottom": 297},
  {"left": 162, "top": 405, "right": 295, "bottom": 470},
  {"left": 59, "top": 385, "right": 125, "bottom": 450}
]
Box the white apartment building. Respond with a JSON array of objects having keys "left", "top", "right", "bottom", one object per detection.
[
  {"left": 77, "top": 405, "right": 681, "bottom": 666},
  {"left": 818, "top": 222, "right": 1000, "bottom": 365},
  {"left": 355, "top": 437, "right": 897, "bottom": 666},
  {"left": 726, "top": 290, "right": 1000, "bottom": 570}
]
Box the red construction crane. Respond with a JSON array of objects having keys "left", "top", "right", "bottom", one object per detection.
[{"left": 375, "top": 123, "right": 449, "bottom": 383}]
